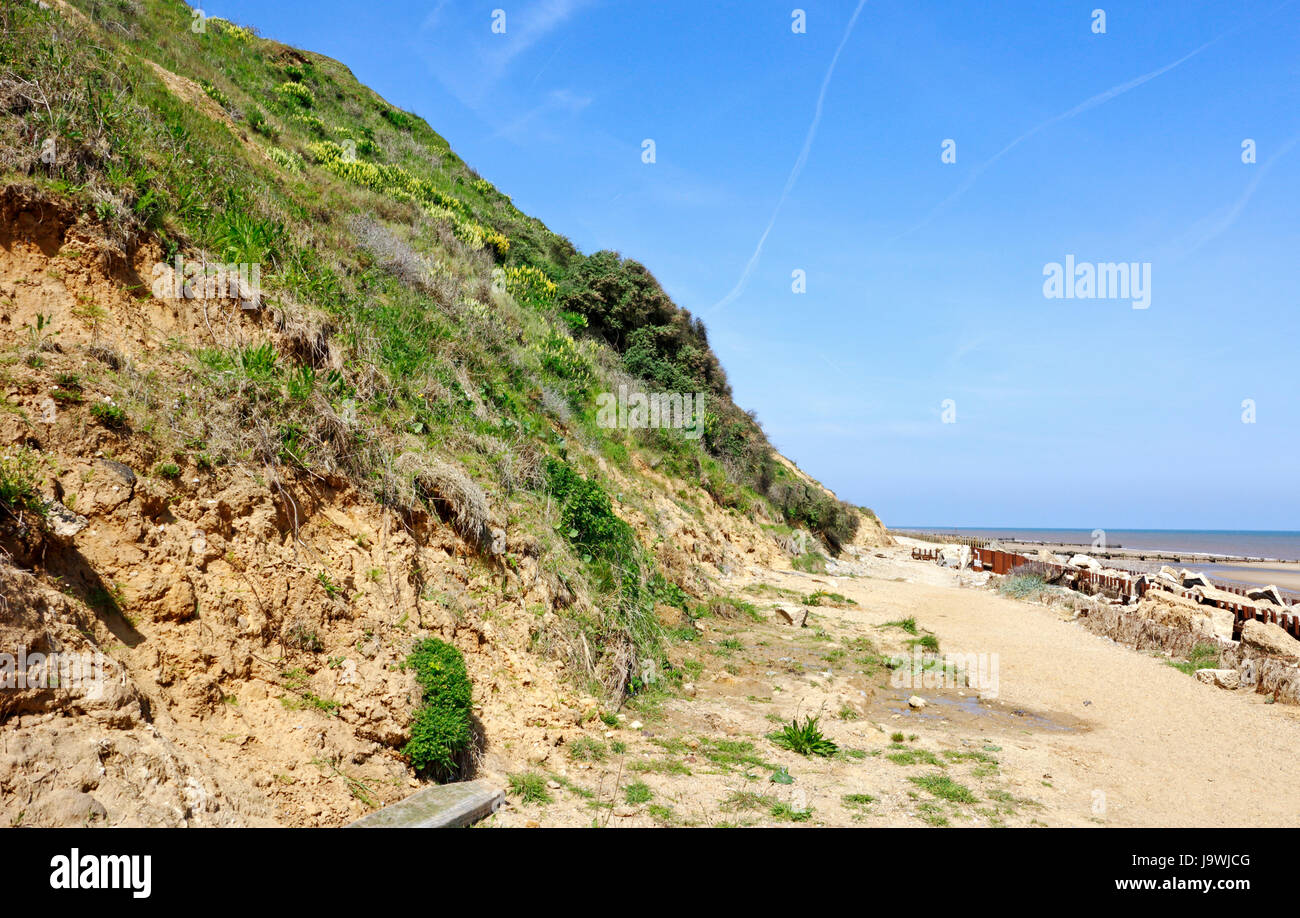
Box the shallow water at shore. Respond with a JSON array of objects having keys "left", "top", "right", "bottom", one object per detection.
[{"left": 1202, "top": 565, "right": 1300, "bottom": 591}]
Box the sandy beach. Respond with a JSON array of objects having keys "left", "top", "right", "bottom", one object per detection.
[
  {"left": 490, "top": 541, "right": 1300, "bottom": 828},
  {"left": 1203, "top": 563, "right": 1300, "bottom": 592}
]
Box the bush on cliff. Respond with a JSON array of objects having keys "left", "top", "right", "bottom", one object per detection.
[{"left": 403, "top": 638, "right": 473, "bottom": 781}]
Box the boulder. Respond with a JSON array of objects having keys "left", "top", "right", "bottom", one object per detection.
[
  {"left": 1191, "top": 585, "right": 1246, "bottom": 610},
  {"left": 1068, "top": 554, "right": 1101, "bottom": 571},
  {"left": 1247, "top": 585, "right": 1288, "bottom": 608},
  {"left": 773, "top": 604, "right": 808, "bottom": 628},
  {"left": 1135, "top": 592, "right": 1233, "bottom": 643},
  {"left": 907, "top": 695, "right": 926, "bottom": 709},
  {"left": 1195, "top": 668, "right": 1241, "bottom": 690},
  {"left": 1181, "top": 569, "right": 1212, "bottom": 589},
  {"left": 46, "top": 502, "right": 88, "bottom": 539},
  {"left": 1207, "top": 607, "right": 1236, "bottom": 643},
  {"left": 1241, "top": 619, "right": 1300, "bottom": 663},
  {"left": 939, "top": 544, "right": 971, "bottom": 569}
]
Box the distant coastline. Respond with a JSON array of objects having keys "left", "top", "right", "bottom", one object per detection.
[
  {"left": 893, "top": 527, "right": 1300, "bottom": 593},
  {"left": 893, "top": 528, "right": 1300, "bottom": 563}
]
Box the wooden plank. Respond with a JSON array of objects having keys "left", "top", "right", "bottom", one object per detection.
[{"left": 347, "top": 779, "right": 504, "bottom": 829}]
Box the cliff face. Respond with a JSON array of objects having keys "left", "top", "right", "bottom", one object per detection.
[{"left": 0, "top": 0, "right": 875, "bottom": 825}]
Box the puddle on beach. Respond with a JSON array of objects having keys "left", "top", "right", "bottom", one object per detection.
[{"left": 881, "top": 690, "right": 1087, "bottom": 734}]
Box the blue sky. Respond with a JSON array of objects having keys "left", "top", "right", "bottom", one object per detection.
[{"left": 205, "top": 0, "right": 1300, "bottom": 529}]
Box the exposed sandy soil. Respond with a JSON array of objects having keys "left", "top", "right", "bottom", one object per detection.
[
  {"left": 0, "top": 184, "right": 790, "bottom": 827},
  {"left": 488, "top": 546, "right": 1300, "bottom": 828}
]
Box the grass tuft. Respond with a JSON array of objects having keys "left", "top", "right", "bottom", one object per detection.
[{"left": 769, "top": 716, "right": 838, "bottom": 757}]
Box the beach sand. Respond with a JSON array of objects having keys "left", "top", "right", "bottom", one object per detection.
[
  {"left": 1203, "top": 562, "right": 1300, "bottom": 591},
  {"left": 494, "top": 542, "right": 1300, "bottom": 827}
]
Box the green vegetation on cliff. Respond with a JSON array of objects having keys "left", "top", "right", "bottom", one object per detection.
[{"left": 0, "top": 0, "right": 859, "bottom": 694}]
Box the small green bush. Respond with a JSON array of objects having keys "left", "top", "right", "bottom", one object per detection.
[
  {"left": 90, "top": 401, "right": 128, "bottom": 429},
  {"left": 0, "top": 449, "right": 46, "bottom": 520},
  {"left": 507, "top": 772, "right": 551, "bottom": 805},
  {"left": 804, "top": 590, "right": 856, "bottom": 607},
  {"left": 909, "top": 773, "right": 977, "bottom": 804},
  {"left": 908, "top": 634, "right": 940, "bottom": 653},
  {"left": 199, "top": 79, "right": 231, "bottom": 110},
  {"left": 403, "top": 638, "right": 473, "bottom": 781},
  {"left": 275, "top": 81, "right": 315, "bottom": 108},
  {"left": 1169, "top": 642, "right": 1222, "bottom": 675},
  {"left": 997, "top": 573, "right": 1049, "bottom": 600},
  {"left": 545, "top": 458, "right": 638, "bottom": 566},
  {"left": 268, "top": 146, "right": 304, "bottom": 173},
  {"left": 247, "top": 106, "right": 278, "bottom": 139},
  {"left": 624, "top": 781, "right": 653, "bottom": 804},
  {"left": 567, "top": 736, "right": 608, "bottom": 762},
  {"left": 791, "top": 550, "right": 827, "bottom": 574},
  {"left": 380, "top": 107, "right": 416, "bottom": 131},
  {"left": 770, "top": 716, "right": 838, "bottom": 757}
]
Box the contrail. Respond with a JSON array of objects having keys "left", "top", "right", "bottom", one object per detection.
[
  {"left": 706, "top": 0, "right": 869, "bottom": 316},
  {"left": 890, "top": 0, "right": 1296, "bottom": 244},
  {"left": 1168, "top": 133, "right": 1300, "bottom": 261},
  {"left": 890, "top": 39, "right": 1225, "bottom": 243}
]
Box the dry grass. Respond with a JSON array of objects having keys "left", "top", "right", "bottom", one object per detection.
[{"left": 398, "top": 454, "right": 495, "bottom": 552}]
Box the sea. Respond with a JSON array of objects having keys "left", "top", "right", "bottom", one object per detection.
[{"left": 894, "top": 528, "right": 1300, "bottom": 562}]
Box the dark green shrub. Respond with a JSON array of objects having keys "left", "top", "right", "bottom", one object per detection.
[
  {"left": 543, "top": 459, "right": 664, "bottom": 694},
  {"left": 403, "top": 638, "right": 473, "bottom": 781},
  {"left": 247, "top": 106, "right": 278, "bottom": 139},
  {"left": 766, "top": 475, "right": 860, "bottom": 551},
  {"left": 545, "top": 458, "right": 636, "bottom": 564}
]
